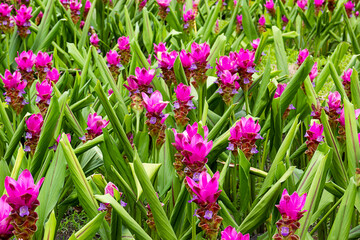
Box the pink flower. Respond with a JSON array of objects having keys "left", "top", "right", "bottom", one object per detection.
[
  {"left": 106, "top": 50, "right": 121, "bottom": 67},
  {"left": 0, "top": 3, "right": 12, "bottom": 17},
  {"left": 236, "top": 49, "right": 255, "bottom": 70},
  {"left": 1, "top": 70, "right": 27, "bottom": 90},
  {"left": 180, "top": 49, "right": 194, "bottom": 68},
  {"left": 35, "top": 51, "right": 53, "bottom": 70},
  {"left": 309, "top": 62, "right": 318, "bottom": 82},
  {"left": 276, "top": 189, "right": 307, "bottom": 221},
  {"left": 274, "top": 83, "right": 287, "bottom": 99},
  {"left": 297, "top": 49, "right": 309, "bottom": 65},
  {"left": 258, "top": 15, "right": 265, "bottom": 26},
  {"left": 69, "top": 0, "right": 82, "bottom": 12},
  {"left": 237, "top": 14, "right": 242, "bottom": 25},
  {"left": 0, "top": 194, "right": 13, "bottom": 239},
  {"left": 175, "top": 83, "right": 193, "bottom": 102},
  {"left": 183, "top": 9, "right": 195, "bottom": 23},
  {"left": 304, "top": 122, "right": 324, "bottom": 142},
  {"left": 46, "top": 68, "right": 60, "bottom": 83},
  {"left": 26, "top": 113, "right": 43, "bottom": 135},
  {"left": 172, "top": 122, "right": 210, "bottom": 151},
  {"left": 14, "top": 5, "right": 32, "bottom": 27},
  {"left": 154, "top": 42, "right": 167, "bottom": 55},
  {"left": 342, "top": 68, "right": 353, "bottom": 83},
  {"left": 251, "top": 38, "right": 260, "bottom": 50},
  {"left": 108, "top": 88, "right": 113, "bottom": 96},
  {"left": 356, "top": 11, "right": 359, "bottom": 17},
  {"left": 229, "top": 117, "right": 261, "bottom": 142},
  {"left": 157, "top": 50, "right": 178, "bottom": 69},
  {"left": 56, "top": 133, "right": 71, "bottom": 144},
  {"left": 314, "top": 0, "right": 324, "bottom": 6},
  {"left": 338, "top": 108, "right": 360, "bottom": 126},
  {"left": 297, "top": 0, "right": 308, "bottom": 10},
  {"left": 216, "top": 56, "right": 237, "bottom": 75},
  {"left": 157, "top": 0, "right": 172, "bottom": 7},
  {"left": 36, "top": 80, "right": 53, "bottom": 102},
  {"left": 220, "top": 70, "right": 239, "bottom": 85},
  {"left": 84, "top": 0, "right": 91, "bottom": 11},
  {"left": 141, "top": 90, "right": 168, "bottom": 114},
  {"left": 90, "top": 33, "right": 100, "bottom": 47},
  {"left": 221, "top": 226, "right": 250, "bottom": 240},
  {"left": 264, "top": 0, "right": 274, "bottom": 12},
  {"left": 282, "top": 15, "right": 289, "bottom": 23},
  {"left": 186, "top": 171, "right": 222, "bottom": 205},
  {"left": 118, "top": 36, "right": 130, "bottom": 50},
  {"left": 135, "top": 67, "right": 155, "bottom": 86},
  {"left": 86, "top": 113, "right": 109, "bottom": 136},
  {"left": 15, "top": 50, "right": 36, "bottom": 71},
  {"left": 191, "top": 42, "right": 210, "bottom": 64},
  {"left": 344, "top": 0, "right": 355, "bottom": 11},
  {"left": 105, "top": 182, "right": 119, "bottom": 197},
  {"left": 4, "top": 169, "right": 44, "bottom": 212},
  {"left": 327, "top": 91, "right": 341, "bottom": 111}
]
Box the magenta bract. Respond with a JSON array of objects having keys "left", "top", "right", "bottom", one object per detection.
[
  {"left": 276, "top": 189, "right": 307, "bottom": 221},
  {"left": 221, "top": 226, "right": 250, "bottom": 240}
]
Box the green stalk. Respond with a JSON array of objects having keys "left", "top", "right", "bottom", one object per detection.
[
  {"left": 191, "top": 202, "right": 196, "bottom": 240},
  {"left": 5, "top": 33, "right": 10, "bottom": 69},
  {"left": 260, "top": 130, "right": 270, "bottom": 170},
  {"left": 198, "top": 85, "right": 205, "bottom": 121},
  {"left": 136, "top": 111, "right": 141, "bottom": 134},
  {"left": 244, "top": 89, "right": 250, "bottom": 115}
]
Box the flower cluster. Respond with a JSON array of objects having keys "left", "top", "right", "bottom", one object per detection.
[
  {"left": 183, "top": 8, "right": 196, "bottom": 32},
  {"left": 156, "top": 0, "right": 171, "bottom": 20},
  {"left": 304, "top": 122, "right": 324, "bottom": 158},
  {"left": 98, "top": 182, "right": 126, "bottom": 224},
  {"left": 155, "top": 48, "right": 178, "bottom": 88},
  {"left": 15, "top": 50, "right": 36, "bottom": 85},
  {"left": 188, "top": 42, "right": 211, "bottom": 88},
  {"left": 215, "top": 70, "right": 240, "bottom": 105},
  {"left": 82, "top": 113, "right": 109, "bottom": 142},
  {"left": 24, "top": 114, "right": 44, "bottom": 154},
  {"left": 297, "top": 49, "right": 309, "bottom": 66},
  {"left": 281, "top": 15, "right": 288, "bottom": 30},
  {"left": 4, "top": 169, "right": 44, "bottom": 240},
  {"left": 70, "top": 0, "right": 82, "bottom": 24},
  {"left": 36, "top": 80, "right": 53, "bottom": 116},
  {"left": 273, "top": 83, "right": 296, "bottom": 119},
  {"left": 142, "top": 91, "right": 169, "bottom": 147},
  {"left": 106, "top": 50, "right": 122, "bottom": 80},
  {"left": 172, "top": 122, "right": 212, "bottom": 179},
  {"left": 297, "top": 0, "right": 307, "bottom": 10},
  {"left": 179, "top": 49, "right": 194, "bottom": 81},
  {"left": 324, "top": 91, "right": 342, "bottom": 127},
  {"left": 139, "top": 0, "right": 147, "bottom": 11},
  {"left": 35, "top": 51, "right": 53, "bottom": 81},
  {"left": 84, "top": 0, "right": 91, "bottom": 19},
  {"left": 0, "top": 194, "right": 13, "bottom": 239},
  {"left": 273, "top": 189, "right": 307, "bottom": 240},
  {"left": 314, "top": 0, "right": 324, "bottom": 15},
  {"left": 124, "top": 67, "right": 155, "bottom": 112},
  {"left": 1, "top": 70, "right": 28, "bottom": 114},
  {"left": 337, "top": 108, "right": 360, "bottom": 141},
  {"left": 186, "top": 171, "right": 223, "bottom": 239},
  {"left": 118, "top": 36, "right": 131, "bottom": 66},
  {"left": 344, "top": 0, "right": 355, "bottom": 17},
  {"left": 0, "top": 3, "right": 14, "bottom": 33},
  {"left": 264, "top": 0, "right": 275, "bottom": 16},
  {"left": 146, "top": 193, "right": 164, "bottom": 230},
  {"left": 35, "top": 11, "right": 43, "bottom": 25},
  {"left": 14, "top": 5, "right": 32, "bottom": 38},
  {"left": 342, "top": 68, "right": 352, "bottom": 98},
  {"left": 227, "top": 117, "right": 262, "bottom": 159},
  {"left": 221, "top": 226, "right": 249, "bottom": 240},
  {"left": 236, "top": 15, "right": 242, "bottom": 34},
  {"left": 258, "top": 15, "right": 265, "bottom": 32},
  {"left": 90, "top": 33, "right": 101, "bottom": 51},
  {"left": 173, "top": 83, "right": 195, "bottom": 126}
]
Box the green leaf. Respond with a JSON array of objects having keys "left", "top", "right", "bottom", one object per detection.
[
  {"left": 124, "top": 8, "right": 135, "bottom": 40},
  {"left": 0, "top": 100, "right": 14, "bottom": 140},
  {"left": 75, "top": 212, "right": 106, "bottom": 240},
  {"left": 272, "top": 26, "right": 289, "bottom": 76},
  {"left": 4, "top": 117, "right": 24, "bottom": 164},
  {"left": 201, "top": 0, "right": 222, "bottom": 42},
  {"left": 129, "top": 162, "right": 161, "bottom": 199},
  {"left": 350, "top": 69, "right": 360, "bottom": 109},
  {"left": 78, "top": 0, "right": 97, "bottom": 49},
  {"left": 142, "top": 8, "right": 154, "bottom": 53},
  {"left": 43, "top": 211, "right": 56, "bottom": 240},
  {"left": 241, "top": 0, "right": 257, "bottom": 41}
]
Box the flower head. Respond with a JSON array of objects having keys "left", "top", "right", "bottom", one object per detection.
[
  {"left": 264, "top": 0, "right": 274, "bottom": 11},
  {"left": 251, "top": 38, "right": 260, "bottom": 50},
  {"left": 46, "top": 68, "right": 60, "bottom": 83},
  {"left": 15, "top": 50, "right": 36, "bottom": 71},
  {"left": 344, "top": 0, "right": 355, "bottom": 11},
  {"left": 118, "top": 36, "right": 130, "bottom": 50},
  {"left": 36, "top": 80, "right": 53, "bottom": 102},
  {"left": 141, "top": 90, "right": 168, "bottom": 114},
  {"left": 229, "top": 117, "right": 261, "bottom": 142},
  {"left": 106, "top": 50, "right": 121, "bottom": 66},
  {"left": 86, "top": 113, "right": 109, "bottom": 136},
  {"left": 154, "top": 42, "right": 167, "bottom": 55},
  {"left": 297, "top": 0, "right": 308, "bottom": 10},
  {"left": 183, "top": 9, "right": 196, "bottom": 23},
  {"left": 237, "top": 14, "right": 243, "bottom": 25},
  {"left": 172, "top": 122, "right": 210, "bottom": 152},
  {"left": 282, "top": 15, "right": 289, "bottom": 23},
  {"left": 309, "top": 62, "right": 318, "bottom": 82},
  {"left": 0, "top": 3, "right": 12, "bottom": 17},
  {"left": 342, "top": 68, "right": 353, "bottom": 83},
  {"left": 35, "top": 51, "right": 53, "bottom": 69},
  {"left": 26, "top": 113, "right": 43, "bottom": 135},
  {"left": 1, "top": 70, "right": 27, "bottom": 90},
  {"left": 175, "top": 83, "right": 193, "bottom": 102},
  {"left": 56, "top": 133, "right": 71, "bottom": 144},
  {"left": 276, "top": 189, "right": 307, "bottom": 221},
  {"left": 186, "top": 171, "right": 222, "bottom": 205},
  {"left": 180, "top": 49, "right": 194, "bottom": 68},
  {"left": 258, "top": 15, "right": 265, "bottom": 25},
  {"left": 274, "top": 83, "right": 287, "bottom": 99},
  {"left": 69, "top": 0, "right": 82, "bottom": 12},
  {"left": 157, "top": 0, "right": 172, "bottom": 7},
  {"left": 220, "top": 70, "right": 240, "bottom": 86},
  {"left": 191, "top": 42, "right": 210, "bottom": 64},
  {"left": 4, "top": 169, "right": 44, "bottom": 211},
  {"left": 157, "top": 51, "right": 178, "bottom": 69},
  {"left": 105, "top": 182, "right": 119, "bottom": 197},
  {"left": 134, "top": 67, "right": 155, "bottom": 86},
  {"left": 327, "top": 91, "right": 341, "bottom": 110},
  {"left": 0, "top": 194, "right": 13, "bottom": 238},
  {"left": 14, "top": 5, "right": 32, "bottom": 27},
  {"left": 297, "top": 49, "right": 309, "bottom": 65},
  {"left": 90, "top": 33, "right": 100, "bottom": 46},
  {"left": 216, "top": 56, "right": 237, "bottom": 75},
  {"left": 84, "top": 0, "right": 91, "bottom": 11},
  {"left": 221, "top": 226, "right": 250, "bottom": 240},
  {"left": 305, "top": 122, "right": 324, "bottom": 142},
  {"left": 314, "top": 0, "right": 324, "bottom": 6},
  {"left": 338, "top": 108, "right": 360, "bottom": 126}
]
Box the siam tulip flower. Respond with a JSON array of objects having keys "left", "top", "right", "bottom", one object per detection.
[
  {"left": 1, "top": 70, "right": 28, "bottom": 114},
  {"left": 324, "top": 91, "right": 342, "bottom": 126},
  {"left": 297, "top": 0, "right": 307, "bottom": 10},
  {"left": 356, "top": 11, "right": 359, "bottom": 17},
  {"left": 106, "top": 50, "right": 122, "bottom": 80},
  {"left": 14, "top": 5, "right": 32, "bottom": 38},
  {"left": 304, "top": 122, "right": 324, "bottom": 158},
  {"left": 214, "top": 19, "right": 220, "bottom": 34},
  {"left": 139, "top": 0, "right": 147, "bottom": 11},
  {"left": 273, "top": 83, "right": 296, "bottom": 119},
  {"left": 36, "top": 80, "right": 53, "bottom": 116},
  {"left": 314, "top": 0, "right": 324, "bottom": 15},
  {"left": 83, "top": 113, "right": 109, "bottom": 141},
  {"left": 337, "top": 108, "right": 360, "bottom": 141},
  {"left": 15, "top": 50, "right": 36, "bottom": 86},
  {"left": 297, "top": 49, "right": 309, "bottom": 66},
  {"left": 156, "top": 50, "right": 178, "bottom": 87},
  {"left": 190, "top": 42, "right": 211, "bottom": 88},
  {"left": 344, "top": 0, "right": 355, "bottom": 17},
  {"left": 228, "top": 117, "right": 262, "bottom": 159},
  {"left": 154, "top": 42, "right": 167, "bottom": 56},
  {"left": 342, "top": 68, "right": 353, "bottom": 98},
  {"left": 281, "top": 15, "right": 288, "bottom": 30},
  {"left": 157, "top": 0, "right": 171, "bottom": 20},
  {"left": 5, "top": 169, "right": 44, "bottom": 240},
  {"left": 0, "top": 194, "right": 14, "bottom": 240},
  {"left": 179, "top": 49, "right": 194, "bottom": 81},
  {"left": 273, "top": 189, "right": 307, "bottom": 240},
  {"left": 235, "top": 48, "right": 256, "bottom": 90},
  {"left": 46, "top": 68, "right": 60, "bottom": 83},
  {"left": 98, "top": 182, "right": 126, "bottom": 223},
  {"left": 90, "top": 33, "right": 100, "bottom": 52},
  {"left": 186, "top": 171, "right": 223, "bottom": 239},
  {"left": 80, "top": 20, "right": 85, "bottom": 29},
  {"left": 69, "top": 0, "right": 82, "bottom": 24},
  {"left": 309, "top": 62, "right": 318, "bottom": 84},
  {"left": 142, "top": 91, "right": 169, "bottom": 147},
  {"left": 84, "top": 0, "right": 91, "bottom": 19},
  {"left": 35, "top": 11, "right": 43, "bottom": 25},
  {"left": 173, "top": 83, "right": 195, "bottom": 126},
  {"left": 24, "top": 113, "right": 43, "bottom": 154},
  {"left": 117, "top": 36, "right": 131, "bottom": 65},
  {"left": 236, "top": 14, "right": 243, "bottom": 34},
  {"left": 216, "top": 55, "right": 237, "bottom": 76},
  {"left": 251, "top": 38, "right": 260, "bottom": 50},
  {"left": 216, "top": 70, "right": 240, "bottom": 105},
  {"left": 258, "top": 15, "right": 266, "bottom": 32},
  {"left": 221, "top": 226, "right": 250, "bottom": 240},
  {"left": 0, "top": 3, "right": 14, "bottom": 33},
  {"left": 265, "top": 0, "right": 275, "bottom": 16},
  {"left": 108, "top": 88, "right": 113, "bottom": 96},
  {"left": 35, "top": 51, "right": 53, "bottom": 81},
  {"left": 183, "top": 9, "right": 196, "bottom": 32}
]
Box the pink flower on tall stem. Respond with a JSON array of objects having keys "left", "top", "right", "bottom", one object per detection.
[
  {"left": 90, "top": 33, "right": 100, "bottom": 51},
  {"left": 221, "top": 226, "right": 250, "bottom": 240},
  {"left": 5, "top": 169, "right": 44, "bottom": 240},
  {"left": 142, "top": 91, "right": 169, "bottom": 147},
  {"left": 106, "top": 50, "right": 122, "bottom": 80},
  {"left": 154, "top": 42, "right": 167, "bottom": 56},
  {"left": 83, "top": 113, "right": 109, "bottom": 141},
  {"left": 251, "top": 38, "right": 260, "bottom": 50},
  {"left": 344, "top": 0, "right": 355, "bottom": 17},
  {"left": 264, "top": 0, "right": 275, "bottom": 16},
  {"left": 14, "top": 5, "right": 32, "bottom": 38},
  {"left": 139, "top": 0, "right": 147, "bottom": 10},
  {"left": 183, "top": 9, "right": 196, "bottom": 32},
  {"left": 46, "top": 68, "right": 60, "bottom": 83},
  {"left": 36, "top": 80, "right": 53, "bottom": 116},
  {"left": 274, "top": 83, "right": 296, "bottom": 118},
  {"left": 0, "top": 3, "right": 14, "bottom": 33},
  {"left": 297, "top": 49, "right": 309, "bottom": 66},
  {"left": 35, "top": 51, "right": 53, "bottom": 81},
  {"left": 337, "top": 108, "right": 360, "bottom": 141},
  {"left": 228, "top": 117, "right": 262, "bottom": 159},
  {"left": 235, "top": 49, "right": 256, "bottom": 90},
  {"left": 84, "top": 0, "right": 91, "bottom": 19},
  {"left": 216, "top": 70, "right": 240, "bottom": 105},
  {"left": 273, "top": 189, "right": 307, "bottom": 240},
  {"left": 186, "top": 171, "right": 223, "bottom": 239},
  {"left": 174, "top": 83, "right": 195, "bottom": 126},
  {"left": 258, "top": 15, "right": 265, "bottom": 32},
  {"left": 297, "top": 0, "right": 308, "bottom": 10},
  {"left": 0, "top": 195, "right": 13, "bottom": 240},
  {"left": 309, "top": 62, "right": 318, "bottom": 83},
  {"left": 117, "top": 36, "right": 131, "bottom": 65},
  {"left": 190, "top": 42, "right": 211, "bottom": 88},
  {"left": 24, "top": 113, "right": 43, "bottom": 154},
  {"left": 15, "top": 50, "right": 36, "bottom": 86},
  {"left": 324, "top": 91, "right": 342, "bottom": 126},
  {"left": 1, "top": 70, "right": 28, "bottom": 114},
  {"left": 179, "top": 49, "right": 194, "bottom": 81},
  {"left": 342, "top": 68, "right": 353, "bottom": 98},
  {"left": 236, "top": 14, "right": 243, "bottom": 33},
  {"left": 314, "top": 0, "right": 324, "bottom": 15},
  {"left": 157, "top": 0, "right": 171, "bottom": 19},
  {"left": 69, "top": 0, "right": 82, "bottom": 24},
  {"left": 304, "top": 122, "right": 324, "bottom": 158},
  {"left": 156, "top": 50, "right": 178, "bottom": 87}
]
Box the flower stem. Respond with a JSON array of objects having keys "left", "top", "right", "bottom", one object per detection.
[
  {"left": 191, "top": 202, "right": 196, "bottom": 240},
  {"left": 136, "top": 111, "right": 140, "bottom": 134},
  {"left": 198, "top": 85, "right": 205, "bottom": 122},
  {"left": 6, "top": 33, "right": 10, "bottom": 69},
  {"left": 244, "top": 89, "right": 250, "bottom": 115}
]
